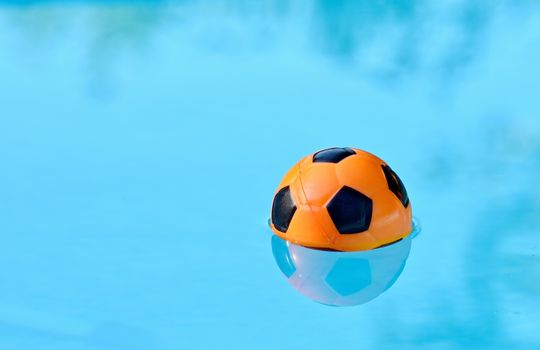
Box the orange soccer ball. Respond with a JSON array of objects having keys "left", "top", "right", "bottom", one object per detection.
[{"left": 270, "top": 147, "right": 412, "bottom": 252}]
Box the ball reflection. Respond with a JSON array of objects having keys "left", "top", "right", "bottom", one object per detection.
[{"left": 271, "top": 234, "right": 412, "bottom": 307}]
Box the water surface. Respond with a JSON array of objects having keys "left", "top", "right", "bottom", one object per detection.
[{"left": 0, "top": 1, "right": 539, "bottom": 349}]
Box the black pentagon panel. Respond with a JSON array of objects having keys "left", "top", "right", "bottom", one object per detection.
[
  {"left": 313, "top": 147, "right": 355, "bottom": 163},
  {"left": 381, "top": 165, "right": 409, "bottom": 208},
  {"left": 271, "top": 186, "right": 297, "bottom": 233},
  {"left": 327, "top": 186, "right": 373, "bottom": 234}
]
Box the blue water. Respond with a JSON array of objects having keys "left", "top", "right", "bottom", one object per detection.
[{"left": 1, "top": 1, "right": 539, "bottom": 349}]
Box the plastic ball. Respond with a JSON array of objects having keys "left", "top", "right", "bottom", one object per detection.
[
  {"left": 271, "top": 233, "right": 412, "bottom": 306},
  {"left": 270, "top": 147, "right": 412, "bottom": 251}
]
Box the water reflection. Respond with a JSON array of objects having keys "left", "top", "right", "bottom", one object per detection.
[
  {"left": 313, "top": 0, "right": 539, "bottom": 82},
  {"left": 372, "top": 119, "right": 540, "bottom": 348},
  {"left": 1, "top": 0, "right": 539, "bottom": 347},
  {"left": 2, "top": 0, "right": 539, "bottom": 86},
  {"left": 271, "top": 234, "right": 413, "bottom": 306}
]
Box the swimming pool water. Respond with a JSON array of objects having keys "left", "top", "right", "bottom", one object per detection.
[{"left": 0, "top": 1, "right": 539, "bottom": 349}]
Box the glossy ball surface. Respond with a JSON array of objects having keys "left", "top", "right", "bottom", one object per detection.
[{"left": 270, "top": 147, "right": 412, "bottom": 251}]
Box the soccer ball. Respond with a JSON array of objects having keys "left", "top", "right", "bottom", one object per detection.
[
  {"left": 270, "top": 147, "right": 412, "bottom": 251},
  {"left": 271, "top": 234, "right": 412, "bottom": 306}
]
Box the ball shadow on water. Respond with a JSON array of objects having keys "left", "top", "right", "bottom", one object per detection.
[{"left": 271, "top": 233, "right": 414, "bottom": 307}]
